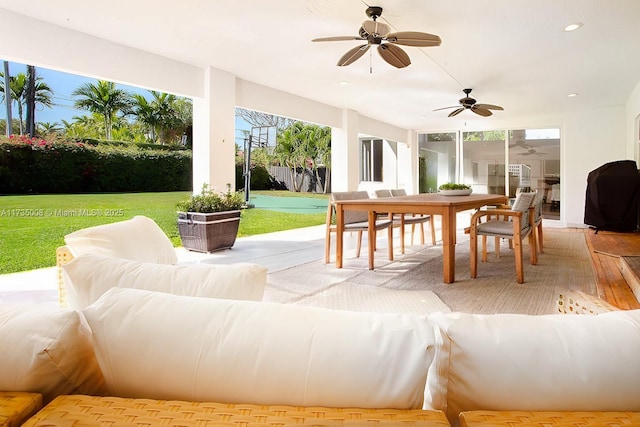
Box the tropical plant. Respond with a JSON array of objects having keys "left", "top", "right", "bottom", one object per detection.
[
  {"left": 129, "top": 94, "right": 158, "bottom": 142},
  {"left": 176, "top": 184, "right": 244, "bottom": 213},
  {"left": 274, "top": 121, "right": 330, "bottom": 192},
  {"left": 72, "top": 80, "right": 131, "bottom": 140},
  {"left": 129, "top": 91, "right": 192, "bottom": 145},
  {"left": 37, "top": 121, "right": 62, "bottom": 136},
  {"left": 0, "top": 68, "right": 53, "bottom": 135}
]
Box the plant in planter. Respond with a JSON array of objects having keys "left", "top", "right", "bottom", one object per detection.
[
  {"left": 176, "top": 184, "right": 245, "bottom": 252},
  {"left": 438, "top": 182, "right": 472, "bottom": 196}
]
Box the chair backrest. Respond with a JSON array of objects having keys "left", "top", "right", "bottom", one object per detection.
[
  {"left": 374, "top": 189, "right": 392, "bottom": 198},
  {"left": 390, "top": 189, "right": 407, "bottom": 197},
  {"left": 532, "top": 191, "right": 543, "bottom": 222},
  {"left": 511, "top": 191, "right": 536, "bottom": 231},
  {"left": 330, "top": 191, "right": 370, "bottom": 224}
]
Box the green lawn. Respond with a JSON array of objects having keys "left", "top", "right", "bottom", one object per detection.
[{"left": 0, "top": 191, "right": 328, "bottom": 274}]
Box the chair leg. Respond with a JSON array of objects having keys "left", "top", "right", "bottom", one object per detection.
[
  {"left": 529, "top": 231, "right": 538, "bottom": 265},
  {"left": 356, "top": 230, "right": 362, "bottom": 258},
  {"left": 481, "top": 235, "right": 488, "bottom": 262},
  {"left": 324, "top": 204, "right": 333, "bottom": 264},
  {"left": 537, "top": 223, "right": 544, "bottom": 253},
  {"left": 325, "top": 229, "right": 331, "bottom": 264},
  {"left": 514, "top": 229, "right": 524, "bottom": 284},
  {"left": 495, "top": 237, "right": 501, "bottom": 258},
  {"left": 470, "top": 228, "right": 478, "bottom": 278},
  {"left": 430, "top": 216, "right": 436, "bottom": 245},
  {"left": 387, "top": 226, "right": 394, "bottom": 261}
]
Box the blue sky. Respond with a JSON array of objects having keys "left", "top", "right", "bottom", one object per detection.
[
  {"left": 1, "top": 59, "right": 252, "bottom": 145},
  {"left": 0, "top": 60, "right": 151, "bottom": 124}
]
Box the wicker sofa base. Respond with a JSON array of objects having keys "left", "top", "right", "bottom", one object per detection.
[
  {"left": 21, "top": 395, "right": 450, "bottom": 426},
  {"left": 460, "top": 410, "right": 640, "bottom": 426},
  {"left": 6, "top": 394, "right": 640, "bottom": 426},
  {"left": 0, "top": 392, "right": 42, "bottom": 427}
]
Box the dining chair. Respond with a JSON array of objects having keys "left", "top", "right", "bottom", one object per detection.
[
  {"left": 389, "top": 189, "right": 436, "bottom": 247},
  {"left": 496, "top": 190, "right": 544, "bottom": 256},
  {"left": 324, "top": 191, "right": 394, "bottom": 264},
  {"left": 469, "top": 191, "right": 537, "bottom": 283}
]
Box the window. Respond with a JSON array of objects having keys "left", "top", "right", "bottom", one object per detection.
[
  {"left": 418, "top": 132, "right": 457, "bottom": 193},
  {"left": 361, "top": 138, "right": 383, "bottom": 182}
]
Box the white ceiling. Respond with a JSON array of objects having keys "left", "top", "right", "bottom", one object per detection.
[{"left": 1, "top": 0, "right": 639, "bottom": 131}]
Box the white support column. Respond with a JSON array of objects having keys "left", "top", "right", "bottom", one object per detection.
[
  {"left": 192, "top": 67, "right": 236, "bottom": 194},
  {"left": 331, "top": 109, "right": 360, "bottom": 192},
  {"left": 398, "top": 130, "right": 419, "bottom": 194}
]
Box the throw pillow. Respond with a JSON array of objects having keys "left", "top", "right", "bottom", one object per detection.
[
  {"left": 62, "top": 253, "right": 267, "bottom": 309},
  {"left": 64, "top": 215, "right": 177, "bottom": 264},
  {"left": 0, "top": 304, "right": 106, "bottom": 403},
  {"left": 82, "top": 288, "right": 435, "bottom": 409},
  {"left": 424, "top": 310, "right": 640, "bottom": 426}
]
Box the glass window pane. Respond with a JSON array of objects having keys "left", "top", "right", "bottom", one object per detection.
[
  {"left": 419, "top": 132, "right": 457, "bottom": 193},
  {"left": 509, "top": 128, "right": 560, "bottom": 220},
  {"left": 462, "top": 130, "right": 506, "bottom": 195}
]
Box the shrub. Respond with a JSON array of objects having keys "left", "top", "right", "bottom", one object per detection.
[{"left": 0, "top": 135, "right": 192, "bottom": 193}]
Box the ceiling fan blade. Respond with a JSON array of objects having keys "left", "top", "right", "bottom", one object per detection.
[
  {"left": 378, "top": 43, "right": 411, "bottom": 68},
  {"left": 386, "top": 31, "right": 441, "bottom": 47},
  {"left": 361, "top": 20, "right": 391, "bottom": 38},
  {"left": 337, "top": 44, "right": 370, "bottom": 66},
  {"left": 312, "top": 36, "right": 364, "bottom": 42},
  {"left": 433, "top": 105, "right": 459, "bottom": 111},
  {"left": 471, "top": 106, "right": 493, "bottom": 117},
  {"left": 475, "top": 103, "right": 504, "bottom": 111},
  {"left": 448, "top": 108, "right": 465, "bottom": 117}
]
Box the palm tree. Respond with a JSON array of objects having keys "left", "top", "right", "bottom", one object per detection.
[
  {"left": 129, "top": 91, "right": 192, "bottom": 145},
  {"left": 274, "top": 122, "right": 312, "bottom": 192},
  {"left": 0, "top": 70, "right": 53, "bottom": 135},
  {"left": 130, "top": 94, "right": 158, "bottom": 142},
  {"left": 37, "top": 121, "right": 62, "bottom": 136},
  {"left": 72, "top": 80, "right": 131, "bottom": 140}
]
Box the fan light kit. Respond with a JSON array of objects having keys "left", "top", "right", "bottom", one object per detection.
[
  {"left": 312, "top": 6, "right": 441, "bottom": 70},
  {"left": 434, "top": 88, "right": 504, "bottom": 118}
]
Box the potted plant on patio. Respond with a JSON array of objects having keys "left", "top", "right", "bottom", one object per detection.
[
  {"left": 176, "top": 184, "right": 244, "bottom": 252},
  {"left": 438, "top": 182, "right": 472, "bottom": 196}
]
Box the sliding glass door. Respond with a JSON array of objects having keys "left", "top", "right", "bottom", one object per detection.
[{"left": 419, "top": 127, "right": 560, "bottom": 220}]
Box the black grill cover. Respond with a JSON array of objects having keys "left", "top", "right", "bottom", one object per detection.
[{"left": 584, "top": 160, "right": 640, "bottom": 231}]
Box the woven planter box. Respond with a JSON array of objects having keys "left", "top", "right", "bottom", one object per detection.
[{"left": 177, "top": 210, "right": 241, "bottom": 253}]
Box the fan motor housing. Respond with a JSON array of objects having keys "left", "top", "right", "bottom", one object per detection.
[{"left": 366, "top": 6, "right": 383, "bottom": 19}]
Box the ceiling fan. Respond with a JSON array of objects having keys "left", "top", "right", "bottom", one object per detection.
[
  {"left": 434, "top": 88, "right": 504, "bottom": 117},
  {"left": 311, "top": 6, "right": 441, "bottom": 69},
  {"left": 520, "top": 148, "right": 546, "bottom": 156}
]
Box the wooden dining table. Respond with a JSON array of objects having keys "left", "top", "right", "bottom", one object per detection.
[{"left": 332, "top": 193, "right": 508, "bottom": 283}]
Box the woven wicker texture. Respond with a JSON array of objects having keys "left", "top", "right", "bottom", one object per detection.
[
  {"left": 0, "top": 392, "right": 42, "bottom": 427},
  {"left": 460, "top": 410, "right": 640, "bottom": 426},
  {"left": 23, "top": 395, "right": 451, "bottom": 426},
  {"left": 557, "top": 291, "right": 619, "bottom": 314},
  {"left": 56, "top": 245, "right": 74, "bottom": 308}
]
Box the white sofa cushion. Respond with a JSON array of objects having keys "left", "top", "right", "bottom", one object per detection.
[
  {"left": 62, "top": 253, "right": 267, "bottom": 309},
  {"left": 0, "top": 304, "right": 105, "bottom": 403},
  {"left": 424, "top": 310, "right": 640, "bottom": 425},
  {"left": 64, "top": 215, "right": 177, "bottom": 264},
  {"left": 82, "top": 288, "right": 435, "bottom": 409}
]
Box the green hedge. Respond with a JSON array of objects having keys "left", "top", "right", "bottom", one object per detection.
[{"left": 0, "top": 135, "right": 192, "bottom": 194}]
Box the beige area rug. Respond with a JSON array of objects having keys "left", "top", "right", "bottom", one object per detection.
[{"left": 266, "top": 230, "right": 596, "bottom": 315}]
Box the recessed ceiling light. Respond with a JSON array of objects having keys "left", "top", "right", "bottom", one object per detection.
[
  {"left": 564, "top": 23, "right": 583, "bottom": 32},
  {"left": 567, "top": 93, "right": 579, "bottom": 97},
  {"left": 339, "top": 81, "right": 350, "bottom": 86}
]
